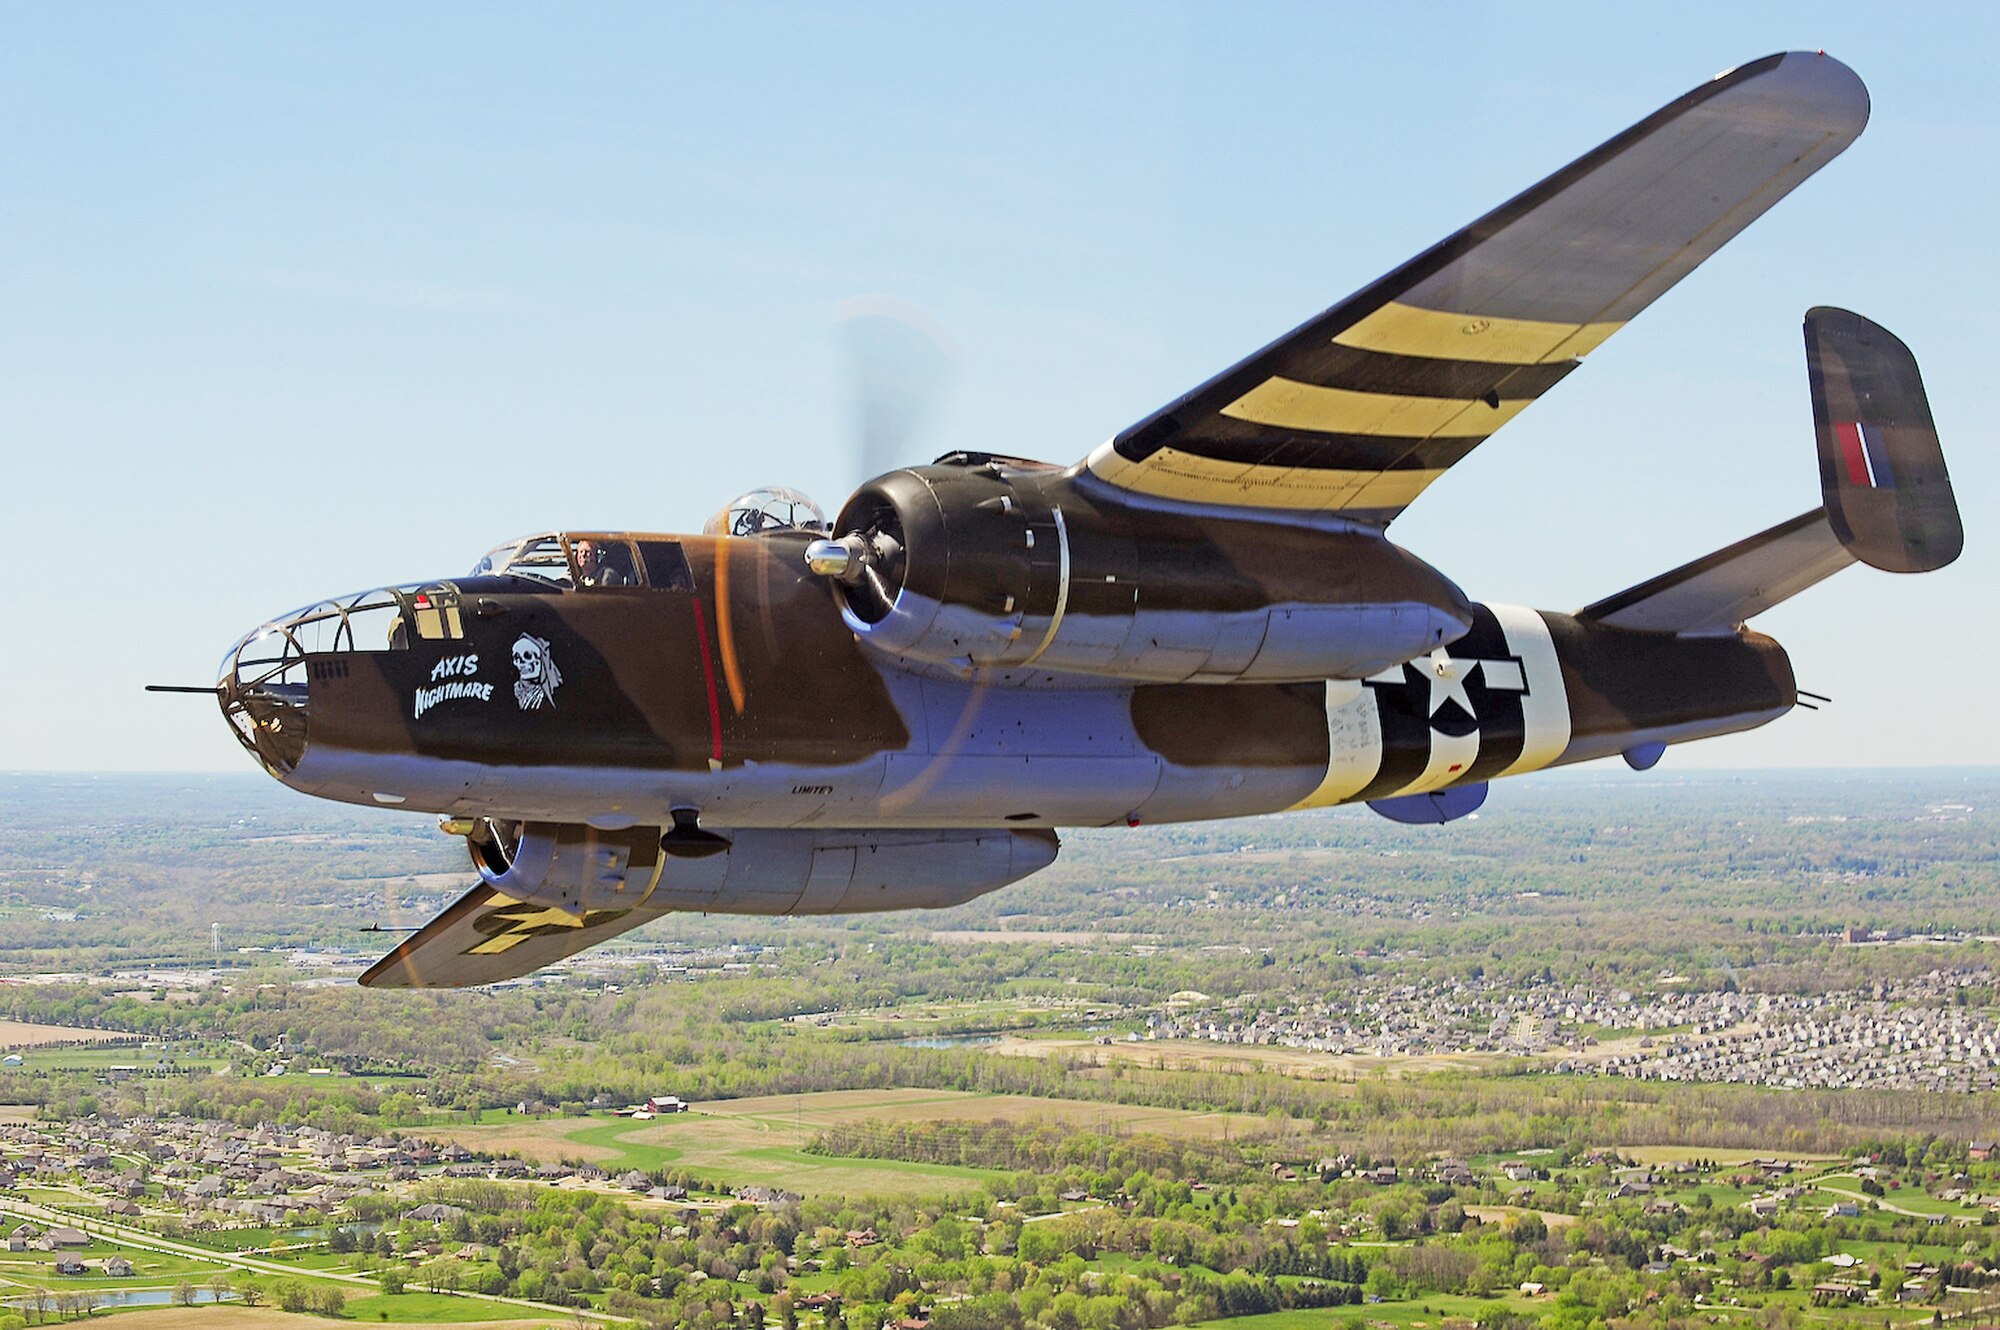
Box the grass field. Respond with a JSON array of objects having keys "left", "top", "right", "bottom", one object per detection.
[
  {"left": 0, "top": 1244, "right": 220, "bottom": 1283},
  {"left": 342, "top": 1290, "right": 573, "bottom": 1324},
  {"left": 1843, "top": 1238, "right": 1966, "bottom": 1268},
  {"left": 0, "top": 1019, "right": 139, "bottom": 1049},
  {"left": 0, "top": 1046, "right": 219, "bottom": 1074},
  {"left": 1815, "top": 1175, "right": 1980, "bottom": 1219},
  {"left": 1685, "top": 1183, "right": 1759, "bottom": 1208},
  {"left": 428, "top": 1088, "right": 1267, "bottom": 1198},
  {"left": 1464, "top": 1204, "right": 1578, "bottom": 1230}
]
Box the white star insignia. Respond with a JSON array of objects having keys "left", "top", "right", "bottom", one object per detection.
[{"left": 1422, "top": 648, "right": 1476, "bottom": 720}]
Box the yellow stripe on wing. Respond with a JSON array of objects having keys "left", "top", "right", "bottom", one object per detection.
[
  {"left": 1221, "top": 375, "right": 1528, "bottom": 437},
  {"left": 1335, "top": 301, "right": 1623, "bottom": 365}
]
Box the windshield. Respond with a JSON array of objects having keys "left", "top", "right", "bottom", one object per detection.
[{"left": 472, "top": 535, "right": 574, "bottom": 587}]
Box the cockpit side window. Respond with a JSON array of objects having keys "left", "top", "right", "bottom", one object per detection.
[
  {"left": 475, "top": 532, "right": 694, "bottom": 593},
  {"left": 568, "top": 536, "right": 642, "bottom": 590},
  {"left": 397, "top": 585, "right": 465, "bottom": 640},
  {"left": 637, "top": 540, "right": 695, "bottom": 591}
]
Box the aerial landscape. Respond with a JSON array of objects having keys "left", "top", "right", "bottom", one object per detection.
[{"left": 0, "top": 769, "right": 1995, "bottom": 1330}]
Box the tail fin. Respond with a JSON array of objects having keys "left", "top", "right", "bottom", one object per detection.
[
  {"left": 1580, "top": 308, "right": 1960, "bottom": 634},
  {"left": 1808, "top": 307, "right": 1962, "bottom": 572}
]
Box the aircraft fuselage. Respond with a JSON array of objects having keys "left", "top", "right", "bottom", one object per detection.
[{"left": 246, "top": 529, "right": 1794, "bottom": 831}]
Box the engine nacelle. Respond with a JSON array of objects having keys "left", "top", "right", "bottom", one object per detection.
[
  {"left": 468, "top": 820, "right": 661, "bottom": 915},
  {"left": 467, "top": 820, "right": 1058, "bottom": 916},
  {"left": 825, "top": 456, "right": 1472, "bottom": 682}
]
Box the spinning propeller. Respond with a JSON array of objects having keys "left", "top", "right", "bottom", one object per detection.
[
  {"left": 835, "top": 295, "right": 954, "bottom": 488},
  {"left": 804, "top": 297, "right": 953, "bottom": 617}
]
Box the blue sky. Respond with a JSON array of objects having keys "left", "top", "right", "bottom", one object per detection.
[{"left": 1, "top": 3, "right": 1993, "bottom": 772}]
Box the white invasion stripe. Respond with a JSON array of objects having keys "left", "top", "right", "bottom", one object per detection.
[
  {"left": 1392, "top": 722, "right": 1480, "bottom": 797},
  {"left": 1490, "top": 603, "right": 1570, "bottom": 776},
  {"left": 1290, "top": 678, "right": 1383, "bottom": 809}
]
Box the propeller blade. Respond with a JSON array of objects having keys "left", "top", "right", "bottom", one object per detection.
[
  {"left": 835, "top": 296, "right": 954, "bottom": 487},
  {"left": 861, "top": 562, "right": 894, "bottom": 613}
]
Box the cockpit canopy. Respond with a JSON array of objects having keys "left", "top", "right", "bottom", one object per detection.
[
  {"left": 470, "top": 532, "right": 693, "bottom": 591},
  {"left": 703, "top": 487, "right": 828, "bottom": 538}
]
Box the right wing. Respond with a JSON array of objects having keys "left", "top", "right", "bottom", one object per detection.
[{"left": 1083, "top": 52, "right": 1869, "bottom": 523}]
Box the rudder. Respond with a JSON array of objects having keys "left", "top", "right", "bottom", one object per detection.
[{"left": 1808, "top": 306, "right": 1962, "bottom": 572}]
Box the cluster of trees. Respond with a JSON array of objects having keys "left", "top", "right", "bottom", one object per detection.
[
  {"left": 4, "top": 1287, "right": 100, "bottom": 1325},
  {"left": 803, "top": 1118, "right": 1272, "bottom": 1185},
  {"left": 283, "top": 1131, "right": 2000, "bottom": 1330}
]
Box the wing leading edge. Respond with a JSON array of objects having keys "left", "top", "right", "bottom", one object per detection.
[{"left": 1083, "top": 52, "right": 1869, "bottom": 522}]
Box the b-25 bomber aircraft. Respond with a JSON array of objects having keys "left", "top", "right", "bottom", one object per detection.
[{"left": 187, "top": 52, "right": 1962, "bottom": 987}]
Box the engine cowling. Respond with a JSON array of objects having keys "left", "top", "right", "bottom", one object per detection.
[
  {"left": 468, "top": 820, "right": 661, "bottom": 915},
  {"left": 820, "top": 456, "right": 1473, "bottom": 682},
  {"left": 466, "top": 819, "right": 1058, "bottom": 916}
]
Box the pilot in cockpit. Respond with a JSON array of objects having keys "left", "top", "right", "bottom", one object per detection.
[{"left": 574, "top": 540, "right": 631, "bottom": 588}]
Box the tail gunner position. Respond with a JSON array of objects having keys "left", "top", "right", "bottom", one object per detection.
[{"left": 185, "top": 53, "right": 1962, "bottom": 987}]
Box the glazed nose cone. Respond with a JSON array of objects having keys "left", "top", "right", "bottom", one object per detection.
[{"left": 218, "top": 622, "right": 311, "bottom": 776}]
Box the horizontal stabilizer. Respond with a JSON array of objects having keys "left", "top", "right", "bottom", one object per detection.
[
  {"left": 1807, "top": 307, "right": 1962, "bottom": 572},
  {"left": 359, "top": 883, "right": 662, "bottom": 989},
  {"left": 1578, "top": 509, "right": 1854, "bottom": 634},
  {"left": 1582, "top": 308, "right": 1959, "bottom": 635}
]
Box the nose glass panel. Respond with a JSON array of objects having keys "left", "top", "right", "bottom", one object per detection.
[{"left": 218, "top": 583, "right": 464, "bottom": 775}]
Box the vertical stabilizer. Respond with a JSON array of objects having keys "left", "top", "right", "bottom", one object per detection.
[{"left": 1807, "top": 307, "right": 1962, "bottom": 572}]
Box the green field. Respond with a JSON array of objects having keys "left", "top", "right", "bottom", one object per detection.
[
  {"left": 1841, "top": 1238, "right": 1967, "bottom": 1267},
  {"left": 340, "top": 1289, "right": 546, "bottom": 1323},
  {"left": 555, "top": 1118, "right": 689, "bottom": 1174},
  {"left": 427, "top": 1088, "right": 1257, "bottom": 1198},
  {"left": 0, "top": 1046, "right": 220, "bottom": 1074},
  {"left": 1816, "top": 1175, "right": 1981, "bottom": 1219},
  {"left": 0, "top": 1236, "right": 225, "bottom": 1288}
]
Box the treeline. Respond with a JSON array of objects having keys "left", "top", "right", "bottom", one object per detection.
[
  {"left": 802, "top": 1119, "right": 1276, "bottom": 1183},
  {"left": 930, "top": 1272, "right": 1365, "bottom": 1330}
]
